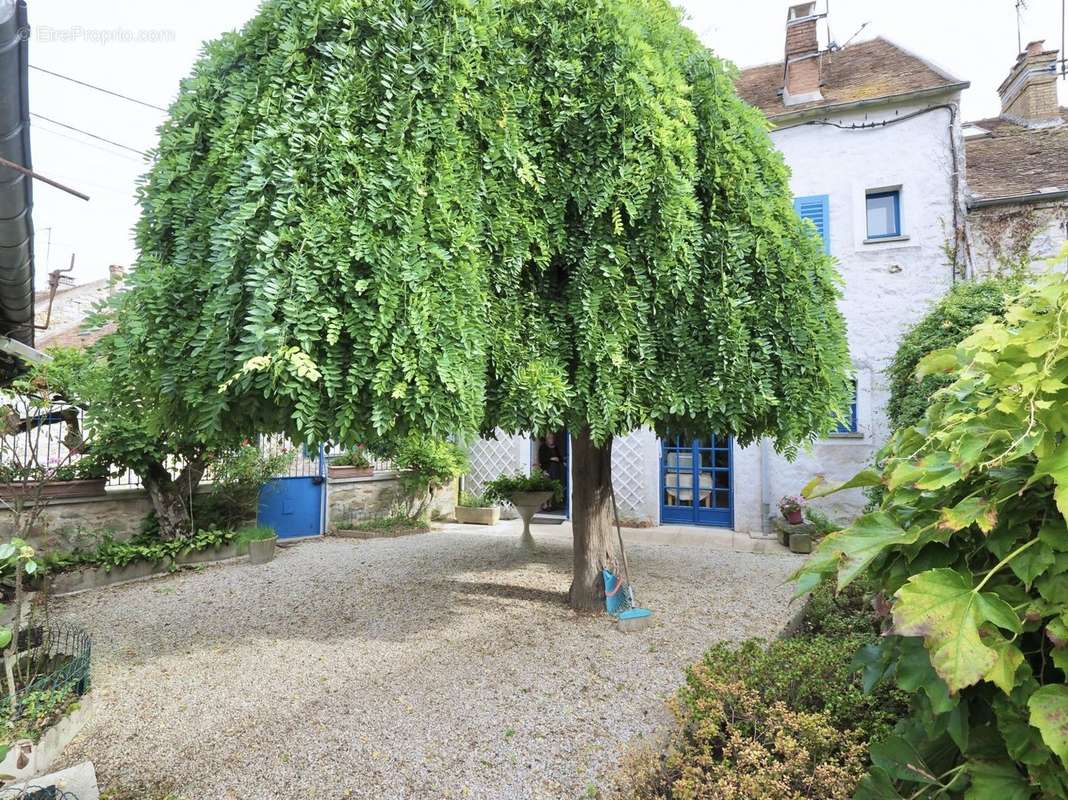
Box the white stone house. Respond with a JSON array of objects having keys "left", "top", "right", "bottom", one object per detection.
[{"left": 469, "top": 4, "right": 1063, "bottom": 533}]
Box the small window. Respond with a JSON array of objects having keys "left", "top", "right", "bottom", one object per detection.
[
  {"left": 866, "top": 190, "right": 901, "bottom": 239},
  {"left": 832, "top": 380, "right": 859, "bottom": 435}
]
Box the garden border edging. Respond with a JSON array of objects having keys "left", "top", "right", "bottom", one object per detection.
[
  {"left": 0, "top": 693, "right": 95, "bottom": 784},
  {"left": 51, "top": 543, "right": 243, "bottom": 596}
]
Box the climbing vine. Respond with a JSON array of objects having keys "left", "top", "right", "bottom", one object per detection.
[{"left": 795, "top": 258, "right": 1068, "bottom": 797}]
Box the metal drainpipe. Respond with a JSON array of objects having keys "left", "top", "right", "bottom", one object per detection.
[{"left": 760, "top": 438, "right": 771, "bottom": 536}]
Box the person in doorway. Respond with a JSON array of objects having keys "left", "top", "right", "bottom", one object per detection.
[{"left": 538, "top": 433, "right": 564, "bottom": 510}]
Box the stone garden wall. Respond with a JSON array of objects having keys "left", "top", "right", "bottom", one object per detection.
[
  {"left": 326, "top": 474, "right": 457, "bottom": 530},
  {"left": 0, "top": 489, "right": 154, "bottom": 553},
  {"left": 0, "top": 472, "right": 457, "bottom": 552}
]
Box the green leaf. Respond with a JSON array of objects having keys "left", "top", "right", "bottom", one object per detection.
[
  {"left": 869, "top": 735, "right": 941, "bottom": 785},
  {"left": 1009, "top": 541, "right": 1056, "bottom": 590},
  {"left": 939, "top": 496, "right": 998, "bottom": 534},
  {"left": 1029, "top": 685, "right": 1068, "bottom": 762},
  {"left": 801, "top": 468, "right": 882, "bottom": 500},
  {"left": 965, "top": 760, "right": 1033, "bottom": 800},
  {"left": 819, "top": 512, "right": 922, "bottom": 591},
  {"left": 916, "top": 348, "right": 959, "bottom": 379},
  {"left": 981, "top": 631, "right": 1025, "bottom": 694},
  {"left": 854, "top": 768, "right": 906, "bottom": 800},
  {"left": 0, "top": 628, "right": 11, "bottom": 649},
  {"left": 893, "top": 568, "right": 1021, "bottom": 693}
]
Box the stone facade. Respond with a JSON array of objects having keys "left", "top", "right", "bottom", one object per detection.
[
  {"left": 0, "top": 473, "right": 447, "bottom": 554},
  {"left": 969, "top": 201, "right": 1068, "bottom": 277},
  {"left": 326, "top": 474, "right": 458, "bottom": 531},
  {"left": 0, "top": 490, "right": 154, "bottom": 553}
]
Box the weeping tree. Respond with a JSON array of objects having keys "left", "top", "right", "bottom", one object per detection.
[{"left": 113, "top": 0, "right": 850, "bottom": 609}]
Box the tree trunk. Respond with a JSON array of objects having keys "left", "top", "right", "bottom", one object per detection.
[
  {"left": 568, "top": 429, "right": 621, "bottom": 612},
  {"left": 141, "top": 457, "right": 207, "bottom": 540}
]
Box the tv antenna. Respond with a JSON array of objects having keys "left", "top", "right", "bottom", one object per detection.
[{"left": 1017, "top": 0, "right": 1028, "bottom": 55}]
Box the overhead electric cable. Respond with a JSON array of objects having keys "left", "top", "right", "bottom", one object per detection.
[
  {"left": 29, "top": 65, "right": 168, "bottom": 112},
  {"left": 30, "top": 113, "right": 148, "bottom": 156}
]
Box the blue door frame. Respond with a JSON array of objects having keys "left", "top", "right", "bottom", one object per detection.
[
  {"left": 660, "top": 435, "right": 733, "bottom": 528},
  {"left": 532, "top": 432, "right": 570, "bottom": 519},
  {"left": 257, "top": 445, "right": 326, "bottom": 539}
]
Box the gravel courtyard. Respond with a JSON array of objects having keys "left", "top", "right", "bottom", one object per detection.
[{"left": 55, "top": 523, "right": 803, "bottom": 799}]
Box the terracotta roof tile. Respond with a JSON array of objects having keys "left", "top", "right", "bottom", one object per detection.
[
  {"left": 735, "top": 37, "right": 966, "bottom": 120},
  {"left": 965, "top": 111, "right": 1068, "bottom": 202}
]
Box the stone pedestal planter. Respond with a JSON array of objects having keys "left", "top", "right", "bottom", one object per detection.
[
  {"left": 329, "top": 465, "right": 374, "bottom": 479},
  {"left": 248, "top": 535, "right": 277, "bottom": 565},
  {"left": 509, "top": 491, "right": 553, "bottom": 547},
  {"left": 772, "top": 518, "right": 818, "bottom": 554},
  {"left": 454, "top": 505, "right": 500, "bottom": 525}
]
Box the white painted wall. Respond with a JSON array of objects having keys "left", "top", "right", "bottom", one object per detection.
[
  {"left": 467, "top": 97, "right": 966, "bottom": 532},
  {"left": 732, "top": 97, "right": 965, "bottom": 531}
]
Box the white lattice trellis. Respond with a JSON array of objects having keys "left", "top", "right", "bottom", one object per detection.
[
  {"left": 612, "top": 431, "right": 648, "bottom": 520},
  {"left": 466, "top": 432, "right": 525, "bottom": 495}
]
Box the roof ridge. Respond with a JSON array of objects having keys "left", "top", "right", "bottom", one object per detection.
[{"left": 871, "top": 34, "right": 967, "bottom": 87}]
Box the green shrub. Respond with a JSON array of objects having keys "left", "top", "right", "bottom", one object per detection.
[
  {"left": 886, "top": 279, "right": 1015, "bottom": 431},
  {"left": 621, "top": 680, "right": 870, "bottom": 800},
  {"left": 483, "top": 472, "right": 564, "bottom": 505},
  {"left": 236, "top": 526, "right": 276, "bottom": 543},
  {"left": 617, "top": 575, "right": 907, "bottom": 800},
  {"left": 458, "top": 491, "right": 494, "bottom": 508},
  {"left": 803, "top": 506, "right": 842, "bottom": 538},
  {"left": 0, "top": 686, "right": 78, "bottom": 750},
  {"left": 330, "top": 447, "right": 373, "bottom": 469},
  {"left": 796, "top": 269, "right": 1068, "bottom": 797},
  {"left": 205, "top": 444, "right": 295, "bottom": 528},
  {"left": 349, "top": 515, "right": 426, "bottom": 534},
  {"left": 689, "top": 635, "right": 906, "bottom": 744},
  {"left": 389, "top": 435, "right": 467, "bottom": 521},
  {"left": 799, "top": 574, "right": 882, "bottom": 639}
]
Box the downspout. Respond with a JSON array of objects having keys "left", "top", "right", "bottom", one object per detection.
[
  {"left": 760, "top": 438, "right": 771, "bottom": 535},
  {"left": 0, "top": 0, "right": 36, "bottom": 349}
]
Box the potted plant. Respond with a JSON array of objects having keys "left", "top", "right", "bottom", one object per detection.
[
  {"left": 454, "top": 491, "right": 500, "bottom": 526},
  {"left": 779, "top": 495, "right": 806, "bottom": 525},
  {"left": 328, "top": 446, "right": 374, "bottom": 479},
  {"left": 484, "top": 473, "right": 564, "bottom": 546},
  {"left": 239, "top": 526, "right": 278, "bottom": 565}
]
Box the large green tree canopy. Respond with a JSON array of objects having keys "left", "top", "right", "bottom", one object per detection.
[{"left": 117, "top": 0, "right": 850, "bottom": 451}]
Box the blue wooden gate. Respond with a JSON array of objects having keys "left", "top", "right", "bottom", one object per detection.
[
  {"left": 258, "top": 444, "right": 325, "bottom": 540},
  {"left": 660, "top": 435, "right": 733, "bottom": 528}
]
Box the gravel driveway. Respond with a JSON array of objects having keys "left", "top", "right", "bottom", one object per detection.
[{"left": 55, "top": 523, "right": 803, "bottom": 799}]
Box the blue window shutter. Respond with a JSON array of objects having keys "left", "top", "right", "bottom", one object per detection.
[{"left": 794, "top": 195, "right": 831, "bottom": 254}]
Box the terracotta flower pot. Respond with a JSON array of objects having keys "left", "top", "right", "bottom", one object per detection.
[
  {"left": 784, "top": 509, "right": 804, "bottom": 525},
  {"left": 328, "top": 465, "right": 374, "bottom": 479}
]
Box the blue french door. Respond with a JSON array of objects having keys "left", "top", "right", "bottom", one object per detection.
[{"left": 660, "top": 435, "right": 733, "bottom": 527}]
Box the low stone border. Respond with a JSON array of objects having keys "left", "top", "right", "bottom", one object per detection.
[
  {"left": 51, "top": 543, "right": 243, "bottom": 596},
  {"left": 0, "top": 694, "right": 95, "bottom": 784},
  {"left": 331, "top": 525, "right": 432, "bottom": 541}
]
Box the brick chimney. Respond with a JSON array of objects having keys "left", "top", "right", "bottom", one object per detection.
[
  {"left": 783, "top": 2, "right": 823, "bottom": 106},
  {"left": 998, "top": 40, "right": 1061, "bottom": 127}
]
